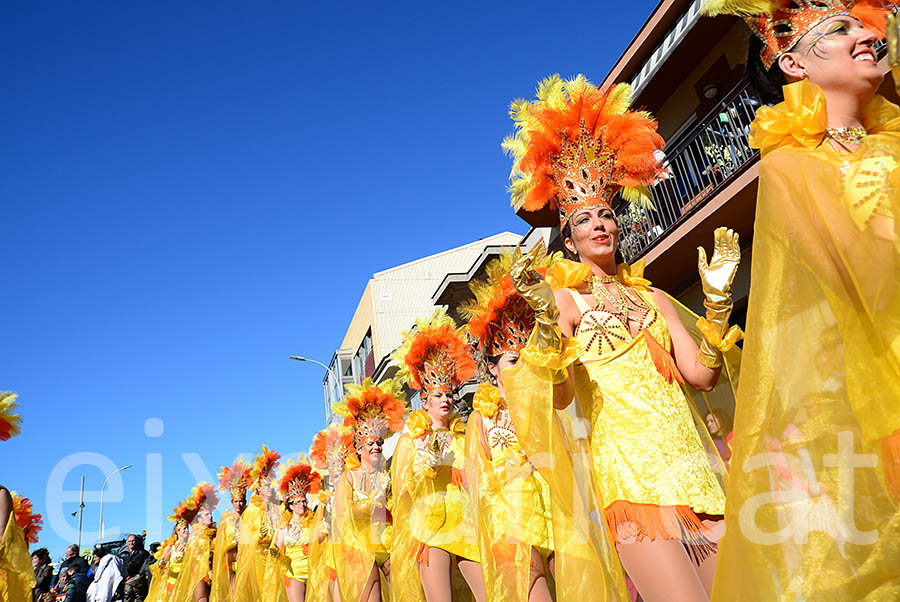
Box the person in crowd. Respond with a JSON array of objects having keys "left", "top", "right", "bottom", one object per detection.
[
  {"left": 86, "top": 548, "right": 124, "bottom": 602},
  {"left": 331, "top": 379, "right": 404, "bottom": 602},
  {"left": 275, "top": 457, "right": 321, "bottom": 602},
  {"left": 704, "top": 409, "right": 733, "bottom": 464},
  {"left": 122, "top": 559, "right": 145, "bottom": 602},
  {"left": 61, "top": 565, "right": 89, "bottom": 602},
  {"left": 0, "top": 485, "right": 42, "bottom": 602},
  {"left": 117, "top": 536, "right": 149, "bottom": 574},
  {"left": 170, "top": 483, "right": 217, "bottom": 602},
  {"left": 460, "top": 251, "right": 556, "bottom": 602},
  {"left": 699, "top": 1, "right": 900, "bottom": 600},
  {"left": 32, "top": 547, "right": 53, "bottom": 601},
  {"left": 390, "top": 308, "right": 485, "bottom": 602},
  {"left": 54, "top": 547, "right": 88, "bottom": 589},
  {"left": 212, "top": 459, "right": 251, "bottom": 601},
  {"left": 503, "top": 73, "right": 739, "bottom": 602}
]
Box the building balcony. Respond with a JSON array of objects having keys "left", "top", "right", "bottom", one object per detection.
[{"left": 616, "top": 78, "right": 761, "bottom": 264}]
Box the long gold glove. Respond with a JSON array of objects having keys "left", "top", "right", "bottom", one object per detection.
[
  {"left": 696, "top": 227, "right": 743, "bottom": 369},
  {"left": 509, "top": 241, "right": 562, "bottom": 354},
  {"left": 888, "top": 9, "right": 900, "bottom": 94}
]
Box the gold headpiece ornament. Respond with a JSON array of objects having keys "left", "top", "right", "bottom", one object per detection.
[
  {"left": 391, "top": 308, "right": 476, "bottom": 396},
  {"left": 277, "top": 455, "right": 322, "bottom": 504},
  {"left": 333, "top": 378, "right": 406, "bottom": 451},
  {"left": 460, "top": 249, "right": 558, "bottom": 357},
  {"left": 250, "top": 445, "right": 281, "bottom": 492},
  {"left": 310, "top": 424, "right": 354, "bottom": 478},
  {"left": 11, "top": 491, "right": 43, "bottom": 544},
  {"left": 169, "top": 482, "right": 217, "bottom": 530},
  {"left": 1, "top": 391, "right": 23, "bottom": 441},
  {"left": 503, "top": 74, "right": 666, "bottom": 229},
  {"left": 218, "top": 459, "right": 251, "bottom": 500},
  {"left": 702, "top": 1, "right": 892, "bottom": 69}
]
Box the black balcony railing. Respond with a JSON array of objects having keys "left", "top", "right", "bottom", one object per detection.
[{"left": 616, "top": 80, "right": 762, "bottom": 262}]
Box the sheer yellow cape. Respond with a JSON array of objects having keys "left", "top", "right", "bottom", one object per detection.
[
  {"left": 332, "top": 469, "right": 391, "bottom": 602},
  {"left": 711, "top": 79, "right": 900, "bottom": 601},
  {"left": 306, "top": 503, "right": 337, "bottom": 602},
  {"left": 171, "top": 523, "right": 215, "bottom": 601},
  {"left": 390, "top": 418, "right": 478, "bottom": 602},
  {"left": 144, "top": 536, "right": 175, "bottom": 602},
  {"left": 504, "top": 259, "right": 738, "bottom": 602},
  {"left": 0, "top": 510, "right": 34, "bottom": 602},
  {"left": 234, "top": 495, "right": 288, "bottom": 602},
  {"left": 210, "top": 510, "right": 239, "bottom": 602}
]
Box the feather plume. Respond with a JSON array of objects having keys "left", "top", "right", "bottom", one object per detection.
[
  {"left": 277, "top": 458, "right": 322, "bottom": 497},
  {"left": 309, "top": 425, "right": 353, "bottom": 476},
  {"left": 251, "top": 445, "right": 281, "bottom": 482},
  {"left": 11, "top": 491, "right": 42, "bottom": 544},
  {"left": 700, "top": 0, "right": 783, "bottom": 16},
  {"left": 0, "top": 391, "right": 23, "bottom": 441},
  {"left": 218, "top": 459, "right": 251, "bottom": 493},
  {"left": 390, "top": 308, "right": 476, "bottom": 393}
]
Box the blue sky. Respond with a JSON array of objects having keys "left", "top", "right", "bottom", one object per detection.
[{"left": 4, "top": 1, "right": 659, "bottom": 559}]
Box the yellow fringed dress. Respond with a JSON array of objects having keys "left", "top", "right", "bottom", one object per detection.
[
  {"left": 332, "top": 467, "right": 392, "bottom": 602},
  {"left": 711, "top": 79, "right": 900, "bottom": 601},
  {"left": 466, "top": 383, "right": 554, "bottom": 602},
  {"left": 211, "top": 509, "right": 239, "bottom": 602},
  {"left": 0, "top": 510, "right": 35, "bottom": 602},
  {"left": 281, "top": 509, "right": 314, "bottom": 584},
  {"left": 562, "top": 283, "right": 725, "bottom": 545},
  {"left": 390, "top": 410, "right": 479, "bottom": 602},
  {"left": 171, "top": 523, "right": 216, "bottom": 601}
]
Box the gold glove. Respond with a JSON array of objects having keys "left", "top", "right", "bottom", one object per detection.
[
  {"left": 888, "top": 9, "right": 900, "bottom": 94},
  {"left": 509, "top": 241, "right": 562, "bottom": 354},
  {"left": 696, "top": 227, "right": 742, "bottom": 369}
]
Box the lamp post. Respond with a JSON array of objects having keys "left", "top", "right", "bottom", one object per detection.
[
  {"left": 289, "top": 355, "right": 343, "bottom": 421},
  {"left": 98, "top": 464, "right": 132, "bottom": 540}
]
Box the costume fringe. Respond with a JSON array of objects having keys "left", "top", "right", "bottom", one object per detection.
[{"left": 641, "top": 330, "right": 685, "bottom": 385}]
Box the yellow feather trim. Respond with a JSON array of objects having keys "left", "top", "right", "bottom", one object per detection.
[{"left": 700, "top": 0, "right": 781, "bottom": 16}]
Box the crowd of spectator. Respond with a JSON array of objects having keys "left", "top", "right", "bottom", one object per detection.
[{"left": 30, "top": 534, "right": 158, "bottom": 602}]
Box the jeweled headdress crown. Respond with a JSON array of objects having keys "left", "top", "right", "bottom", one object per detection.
[
  {"left": 310, "top": 424, "right": 353, "bottom": 478},
  {"left": 503, "top": 75, "right": 666, "bottom": 229},
  {"left": 702, "top": 1, "right": 891, "bottom": 68},
  {"left": 391, "top": 308, "right": 476, "bottom": 396},
  {"left": 250, "top": 445, "right": 281, "bottom": 491},
  {"left": 333, "top": 378, "right": 406, "bottom": 451},
  {"left": 277, "top": 455, "right": 322, "bottom": 504},
  {"left": 218, "top": 459, "right": 252, "bottom": 500}
]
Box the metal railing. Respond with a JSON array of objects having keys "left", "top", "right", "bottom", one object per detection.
[{"left": 616, "top": 80, "right": 762, "bottom": 262}]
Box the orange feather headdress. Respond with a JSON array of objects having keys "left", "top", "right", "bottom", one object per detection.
[
  {"left": 169, "top": 495, "right": 198, "bottom": 530},
  {"left": 702, "top": 1, "right": 893, "bottom": 69},
  {"left": 333, "top": 378, "right": 406, "bottom": 451},
  {"left": 310, "top": 424, "right": 353, "bottom": 479},
  {"left": 1, "top": 391, "right": 23, "bottom": 441},
  {"left": 277, "top": 455, "right": 322, "bottom": 504},
  {"left": 191, "top": 482, "right": 218, "bottom": 513},
  {"left": 503, "top": 74, "right": 666, "bottom": 229},
  {"left": 460, "top": 248, "right": 558, "bottom": 357},
  {"left": 11, "top": 491, "right": 42, "bottom": 544},
  {"left": 250, "top": 445, "right": 281, "bottom": 491},
  {"left": 391, "top": 308, "right": 476, "bottom": 396},
  {"left": 218, "top": 459, "right": 252, "bottom": 500}
]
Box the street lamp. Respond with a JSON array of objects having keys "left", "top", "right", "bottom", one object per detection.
[
  {"left": 98, "top": 464, "right": 132, "bottom": 540},
  {"left": 289, "top": 355, "right": 343, "bottom": 421}
]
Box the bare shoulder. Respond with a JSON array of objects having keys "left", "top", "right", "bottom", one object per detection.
[{"left": 553, "top": 287, "right": 575, "bottom": 308}]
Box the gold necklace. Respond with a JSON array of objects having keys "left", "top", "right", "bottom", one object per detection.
[
  {"left": 826, "top": 126, "right": 867, "bottom": 146},
  {"left": 589, "top": 275, "right": 648, "bottom": 324}
]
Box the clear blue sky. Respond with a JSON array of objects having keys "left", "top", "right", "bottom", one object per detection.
[{"left": 4, "top": 1, "right": 659, "bottom": 559}]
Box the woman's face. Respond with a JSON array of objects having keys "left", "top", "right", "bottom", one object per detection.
[
  {"left": 424, "top": 391, "right": 453, "bottom": 423},
  {"left": 706, "top": 413, "right": 721, "bottom": 435},
  {"left": 488, "top": 352, "right": 519, "bottom": 394},
  {"left": 291, "top": 496, "right": 308, "bottom": 516},
  {"left": 177, "top": 525, "right": 189, "bottom": 540},
  {"left": 564, "top": 206, "right": 619, "bottom": 265},
  {"left": 197, "top": 509, "right": 213, "bottom": 527},
  {"left": 359, "top": 437, "right": 384, "bottom": 466},
  {"left": 781, "top": 16, "right": 882, "bottom": 98}
]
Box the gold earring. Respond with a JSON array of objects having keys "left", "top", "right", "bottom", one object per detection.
[{"left": 801, "top": 69, "right": 808, "bottom": 79}]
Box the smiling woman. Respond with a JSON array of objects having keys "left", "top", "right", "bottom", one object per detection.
[{"left": 700, "top": 1, "right": 900, "bottom": 600}]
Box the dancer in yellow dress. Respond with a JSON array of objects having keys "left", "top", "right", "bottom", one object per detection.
[
  {"left": 276, "top": 456, "right": 322, "bottom": 602},
  {"left": 159, "top": 497, "right": 193, "bottom": 598},
  {"left": 699, "top": 1, "right": 900, "bottom": 599},
  {"left": 459, "top": 252, "right": 556, "bottom": 602},
  {"left": 503, "top": 74, "right": 741, "bottom": 602},
  {"left": 0, "top": 487, "right": 42, "bottom": 602},
  {"left": 390, "top": 308, "right": 485, "bottom": 602},
  {"left": 332, "top": 378, "right": 405, "bottom": 602},
  {"left": 171, "top": 483, "right": 218, "bottom": 602},
  {"left": 235, "top": 446, "right": 288, "bottom": 602},
  {"left": 309, "top": 424, "right": 354, "bottom": 602},
  {"left": 212, "top": 459, "right": 251, "bottom": 602},
  {"left": 146, "top": 533, "right": 178, "bottom": 602}
]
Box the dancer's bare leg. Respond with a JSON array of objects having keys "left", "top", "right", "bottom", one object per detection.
[
  {"left": 528, "top": 548, "right": 553, "bottom": 602},
  {"left": 192, "top": 580, "right": 211, "bottom": 602},
  {"left": 419, "top": 546, "right": 452, "bottom": 602},
  {"left": 616, "top": 539, "right": 708, "bottom": 602},
  {"left": 285, "top": 577, "right": 306, "bottom": 602},
  {"left": 361, "top": 564, "right": 381, "bottom": 602},
  {"left": 457, "top": 558, "right": 486, "bottom": 602},
  {"left": 694, "top": 518, "right": 724, "bottom": 597},
  {"left": 331, "top": 579, "right": 342, "bottom": 602}
]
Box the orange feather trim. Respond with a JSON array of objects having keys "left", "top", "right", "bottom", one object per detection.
[
  {"left": 404, "top": 324, "right": 476, "bottom": 391},
  {"left": 277, "top": 462, "right": 322, "bottom": 496},
  {"left": 11, "top": 492, "right": 42, "bottom": 544},
  {"left": 309, "top": 425, "right": 353, "bottom": 474},
  {"left": 217, "top": 460, "right": 251, "bottom": 494},
  {"left": 344, "top": 385, "right": 406, "bottom": 435},
  {"left": 851, "top": 0, "right": 891, "bottom": 39},
  {"left": 251, "top": 445, "right": 281, "bottom": 482}
]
